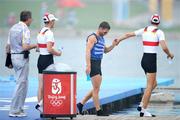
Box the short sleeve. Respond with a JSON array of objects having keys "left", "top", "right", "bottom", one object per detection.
[
  {"left": 134, "top": 28, "right": 144, "bottom": 36},
  {"left": 7, "top": 32, "right": 10, "bottom": 44},
  {"left": 45, "top": 30, "right": 54, "bottom": 43},
  {"left": 22, "top": 27, "right": 31, "bottom": 44},
  {"left": 157, "top": 30, "right": 165, "bottom": 41}
]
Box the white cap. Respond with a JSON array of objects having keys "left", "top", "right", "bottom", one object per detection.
[
  {"left": 43, "top": 13, "right": 58, "bottom": 22},
  {"left": 151, "top": 14, "right": 160, "bottom": 24}
]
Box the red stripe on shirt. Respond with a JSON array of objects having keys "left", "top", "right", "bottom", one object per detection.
[
  {"left": 143, "top": 41, "right": 159, "bottom": 46},
  {"left": 38, "top": 44, "right": 47, "bottom": 48}
]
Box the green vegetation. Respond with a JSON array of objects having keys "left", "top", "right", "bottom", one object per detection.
[
  {"left": 0, "top": 0, "right": 147, "bottom": 29},
  {"left": 0, "top": 0, "right": 56, "bottom": 28},
  {"left": 0, "top": 0, "right": 179, "bottom": 32}
]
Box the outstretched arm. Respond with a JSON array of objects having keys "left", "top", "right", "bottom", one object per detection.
[
  {"left": 116, "top": 32, "right": 136, "bottom": 45},
  {"left": 104, "top": 32, "right": 136, "bottom": 52}
]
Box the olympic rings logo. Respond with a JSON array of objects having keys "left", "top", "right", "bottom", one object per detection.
[{"left": 49, "top": 98, "right": 63, "bottom": 107}]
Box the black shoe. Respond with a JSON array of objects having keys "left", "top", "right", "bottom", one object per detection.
[
  {"left": 140, "top": 112, "right": 144, "bottom": 117},
  {"left": 35, "top": 104, "right": 43, "bottom": 113},
  {"left": 96, "top": 109, "right": 109, "bottom": 116},
  {"left": 140, "top": 112, "right": 156, "bottom": 117},
  {"left": 137, "top": 106, "right": 142, "bottom": 111},
  {"left": 40, "top": 114, "right": 43, "bottom": 118},
  {"left": 35, "top": 104, "right": 40, "bottom": 110},
  {"left": 77, "top": 102, "right": 83, "bottom": 115}
]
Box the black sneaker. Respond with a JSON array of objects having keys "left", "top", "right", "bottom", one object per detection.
[
  {"left": 40, "top": 114, "right": 43, "bottom": 118},
  {"left": 137, "top": 106, "right": 142, "bottom": 111},
  {"left": 140, "top": 112, "right": 144, "bottom": 117},
  {"left": 35, "top": 104, "right": 42, "bottom": 113},
  {"left": 77, "top": 102, "right": 83, "bottom": 115},
  {"left": 96, "top": 109, "right": 109, "bottom": 116},
  {"left": 35, "top": 104, "right": 40, "bottom": 109},
  {"left": 140, "top": 112, "right": 156, "bottom": 117}
]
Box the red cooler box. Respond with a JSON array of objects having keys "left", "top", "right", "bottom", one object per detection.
[{"left": 42, "top": 71, "right": 77, "bottom": 119}]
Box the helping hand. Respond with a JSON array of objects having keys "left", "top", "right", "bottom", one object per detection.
[
  {"left": 112, "top": 39, "right": 120, "bottom": 46},
  {"left": 113, "top": 39, "right": 121, "bottom": 46}
]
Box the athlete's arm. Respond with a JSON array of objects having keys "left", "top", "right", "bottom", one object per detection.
[
  {"left": 46, "top": 30, "right": 61, "bottom": 56},
  {"left": 104, "top": 39, "right": 118, "bottom": 53},
  {"left": 116, "top": 32, "right": 136, "bottom": 45},
  {"left": 159, "top": 40, "right": 174, "bottom": 59},
  {"left": 86, "top": 35, "right": 97, "bottom": 74},
  {"left": 47, "top": 42, "right": 61, "bottom": 56},
  {"left": 158, "top": 30, "right": 174, "bottom": 59}
]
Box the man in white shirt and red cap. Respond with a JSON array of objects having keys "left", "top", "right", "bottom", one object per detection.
[
  {"left": 35, "top": 13, "right": 61, "bottom": 115},
  {"left": 116, "top": 14, "right": 174, "bottom": 117}
]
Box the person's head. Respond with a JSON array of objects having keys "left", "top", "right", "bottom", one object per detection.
[
  {"left": 98, "top": 21, "right": 111, "bottom": 36},
  {"left": 151, "top": 14, "right": 160, "bottom": 26},
  {"left": 43, "top": 13, "right": 58, "bottom": 28},
  {"left": 20, "top": 10, "right": 32, "bottom": 26}
]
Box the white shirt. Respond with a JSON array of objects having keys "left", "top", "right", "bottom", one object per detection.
[
  {"left": 37, "top": 27, "right": 55, "bottom": 55},
  {"left": 8, "top": 21, "right": 30, "bottom": 53},
  {"left": 134, "top": 25, "right": 165, "bottom": 53}
]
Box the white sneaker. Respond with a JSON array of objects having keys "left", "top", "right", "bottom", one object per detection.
[
  {"left": 140, "top": 111, "right": 156, "bottom": 117},
  {"left": 9, "top": 112, "right": 27, "bottom": 117}
]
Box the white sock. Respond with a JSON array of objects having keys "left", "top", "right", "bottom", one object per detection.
[
  {"left": 38, "top": 100, "right": 43, "bottom": 106},
  {"left": 139, "top": 102, "right": 143, "bottom": 107},
  {"left": 141, "top": 107, "right": 145, "bottom": 113}
]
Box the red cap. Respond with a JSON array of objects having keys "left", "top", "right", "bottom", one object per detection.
[
  {"left": 151, "top": 14, "right": 160, "bottom": 24},
  {"left": 43, "top": 13, "right": 58, "bottom": 22}
]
